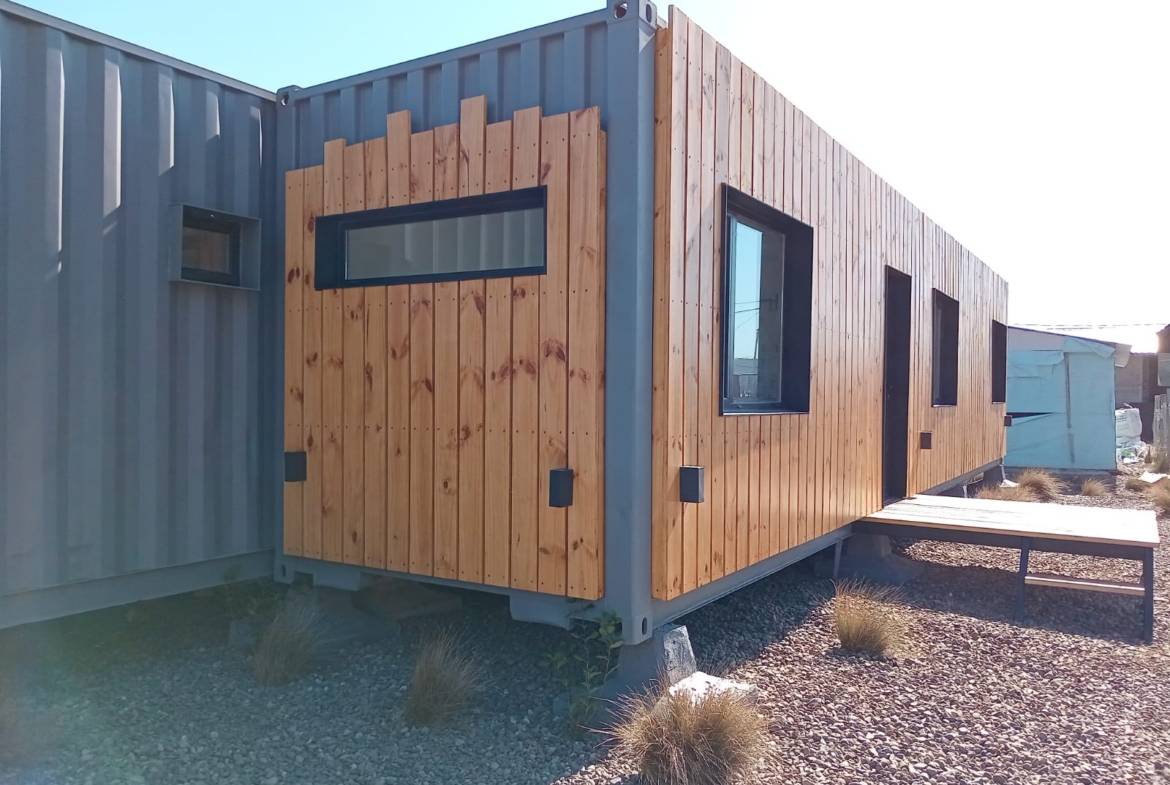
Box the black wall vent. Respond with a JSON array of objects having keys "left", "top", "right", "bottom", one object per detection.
[
  {"left": 549, "top": 468, "right": 574, "bottom": 508},
  {"left": 679, "top": 466, "right": 705, "bottom": 503},
  {"left": 285, "top": 451, "right": 307, "bottom": 482}
]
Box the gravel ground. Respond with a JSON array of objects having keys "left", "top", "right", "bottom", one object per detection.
[
  {"left": 3, "top": 478, "right": 1167, "bottom": 785},
  {"left": 0, "top": 592, "right": 596, "bottom": 785},
  {"left": 564, "top": 478, "right": 1170, "bottom": 785}
]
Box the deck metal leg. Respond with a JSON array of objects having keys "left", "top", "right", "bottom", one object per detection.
[
  {"left": 1017, "top": 539, "right": 1032, "bottom": 619},
  {"left": 1142, "top": 549, "right": 1155, "bottom": 644},
  {"left": 832, "top": 540, "right": 843, "bottom": 580}
]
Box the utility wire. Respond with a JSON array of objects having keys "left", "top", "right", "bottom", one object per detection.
[{"left": 1016, "top": 322, "right": 1165, "bottom": 329}]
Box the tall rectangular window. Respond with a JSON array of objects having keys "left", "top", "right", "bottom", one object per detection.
[
  {"left": 991, "top": 319, "right": 1007, "bottom": 403},
  {"left": 314, "top": 186, "right": 546, "bottom": 289},
  {"left": 932, "top": 289, "right": 960, "bottom": 406},
  {"left": 720, "top": 186, "right": 813, "bottom": 414}
]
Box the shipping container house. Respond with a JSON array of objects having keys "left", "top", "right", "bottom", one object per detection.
[{"left": 1, "top": 0, "right": 1007, "bottom": 641}]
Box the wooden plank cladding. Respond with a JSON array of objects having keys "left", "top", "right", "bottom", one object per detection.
[
  {"left": 652, "top": 9, "right": 1008, "bottom": 601},
  {"left": 283, "top": 97, "right": 606, "bottom": 600}
]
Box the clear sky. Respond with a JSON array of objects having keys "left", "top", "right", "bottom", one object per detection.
[{"left": 20, "top": 0, "right": 1170, "bottom": 351}]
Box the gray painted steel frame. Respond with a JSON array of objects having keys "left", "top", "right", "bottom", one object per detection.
[{"left": 0, "top": 1, "right": 279, "bottom": 628}]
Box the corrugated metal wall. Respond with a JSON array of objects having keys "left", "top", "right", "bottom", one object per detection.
[
  {"left": 0, "top": 4, "right": 278, "bottom": 602},
  {"left": 275, "top": 9, "right": 613, "bottom": 172}
]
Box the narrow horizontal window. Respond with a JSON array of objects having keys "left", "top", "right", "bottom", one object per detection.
[
  {"left": 932, "top": 289, "right": 960, "bottom": 406},
  {"left": 315, "top": 186, "right": 546, "bottom": 289},
  {"left": 720, "top": 185, "right": 813, "bottom": 415},
  {"left": 181, "top": 207, "right": 241, "bottom": 286}
]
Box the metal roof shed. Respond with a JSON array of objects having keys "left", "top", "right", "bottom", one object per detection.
[{"left": 1005, "top": 326, "right": 1130, "bottom": 472}]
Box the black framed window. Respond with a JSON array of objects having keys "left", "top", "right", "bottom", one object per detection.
[
  {"left": 315, "top": 186, "right": 546, "bottom": 289},
  {"left": 991, "top": 319, "right": 1007, "bottom": 403},
  {"left": 931, "top": 289, "right": 960, "bottom": 406},
  {"left": 181, "top": 207, "right": 241, "bottom": 286},
  {"left": 720, "top": 185, "right": 813, "bottom": 414}
]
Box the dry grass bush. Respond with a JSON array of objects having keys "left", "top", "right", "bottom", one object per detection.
[
  {"left": 0, "top": 678, "right": 18, "bottom": 765},
  {"left": 611, "top": 686, "right": 765, "bottom": 785},
  {"left": 403, "top": 632, "right": 482, "bottom": 727},
  {"left": 1125, "top": 476, "right": 1148, "bottom": 492},
  {"left": 252, "top": 593, "right": 321, "bottom": 686},
  {"left": 833, "top": 580, "right": 904, "bottom": 658},
  {"left": 0, "top": 673, "right": 50, "bottom": 765},
  {"left": 1149, "top": 450, "right": 1170, "bottom": 474},
  {"left": 1079, "top": 478, "right": 1109, "bottom": 497},
  {"left": 1150, "top": 486, "right": 1170, "bottom": 517},
  {"left": 1015, "top": 468, "right": 1063, "bottom": 501},
  {"left": 976, "top": 484, "right": 1039, "bottom": 503}
]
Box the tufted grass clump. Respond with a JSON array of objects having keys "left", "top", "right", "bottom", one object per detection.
[
  {"left": 1150, "top": 486, "right": 1170, "bottom": 517},
  {"left": 976, "top": 484, "right": 1038, "bottom": 503},
  {"left": 1014, "top": 468, "right": 1063, "bottom": 501},
  {"left": 1125, "top": 476, "right": 1147, "bottom": 492},
  {"left": 0, "top": 678, "right": 18, "bottom": 764},
  {"left": 611, "top": 685, "right": 765, "bottom": 785},
  {"left": 0, "top": 673, "right": 52, "bottom": 765},
  {"left": 403, "top": 632, "right": 482, "bottom": 727},
  {"left": 252, "top": 593, "right": 321, "bottom": 686},
  {"left": 833, "top": 580, "right": 904, "bottom": 658},
  {"left": 1079, "top": 478, "right": 1109, "bottom": 497}
]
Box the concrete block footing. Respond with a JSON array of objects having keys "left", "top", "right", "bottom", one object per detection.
[
  {"left": 600, "top": 623, "right": 697, "bottom": 701},
  {"left": 307, "top": 586, "right": 400, "bottom": 652},
  {"left": 835, "top": 533, "right": 924, "bottom": 585}
]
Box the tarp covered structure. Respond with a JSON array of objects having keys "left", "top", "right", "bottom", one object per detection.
[{"left": 1005, "top": 327, "right": 1129, "bottom": 471}]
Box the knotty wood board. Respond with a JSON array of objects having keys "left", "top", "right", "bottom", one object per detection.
[{"left": 282, "top": 99, "right": 605, "bottom": 601}]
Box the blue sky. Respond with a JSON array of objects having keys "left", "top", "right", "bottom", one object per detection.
[
  {"left": 20, "top": 0, "right": 599, "bottom": 90},
  {"left": 19, "top": 0, "right": 1170, "bottom": 350}
]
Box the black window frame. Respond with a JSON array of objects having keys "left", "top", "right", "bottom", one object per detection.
[
  {"left": 180, "top": 206, "right": 242, "bottom": 287},
  {"left": 719, "top": 184, "right": 814, "bottom": 416},
  {"left": 991, "top": 319, "right": 1007, "bottom": 403},
  {"left": 931, "top": 289, "right": 960, "bottom": 407},
  {"left": 314, "top": 185, "right": 547, "bottom": 290}
]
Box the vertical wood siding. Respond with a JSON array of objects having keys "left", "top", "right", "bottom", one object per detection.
[
  {"left": 652, "top": 10, "right": 1008, "bottom": 601},
  {"left": 283, "top": 98, "right": 606, "bottom": 599}
]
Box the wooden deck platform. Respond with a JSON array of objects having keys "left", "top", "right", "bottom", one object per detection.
[
  {"left": 855, "top": 495, "right": 1159, "bottom": 642},
  {"left": 862, "top": 495, "right": 1159, "bottom": 549}
]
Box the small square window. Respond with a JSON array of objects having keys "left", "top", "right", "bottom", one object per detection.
[
  {"left": 720, "top": 186, "right": 813, "bottom": 414},
  {"left": 931, "top": 289, "right": 960, "bottom": 406},
  {"left": 991, "top": 319, "right": 1007, "bottom": 403},
  {"left": 181, "top": 207, "right": 241, "bottom": 286}
]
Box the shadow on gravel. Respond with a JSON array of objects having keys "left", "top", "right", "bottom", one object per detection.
[
  {"left": 0, "top": 580, "right": 283, "bottom": 687},
  {"left": 677, "top": 560, "right": 831, "bottom": 675},
  {"left": 823, "top": 646, "right": 902, "bottom": 665},
  {"left": 896, "top": 558, "right": 1148, "bottom": 645}
]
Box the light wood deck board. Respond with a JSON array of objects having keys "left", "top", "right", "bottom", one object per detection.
[
  {"left": 1023, "top": 575, "right": 1145, "bottom": 597},
  {"left": 864, "top": 495, "right": 1159, "bottom": 548}
]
